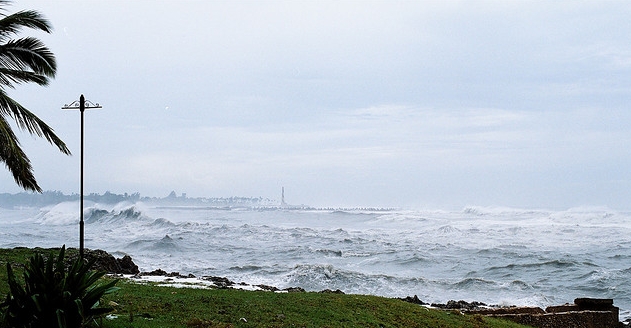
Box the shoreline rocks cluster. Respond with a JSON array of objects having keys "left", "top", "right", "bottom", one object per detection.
[
  {"left": 398, "top": 296, "right": 488, "bottom": 311},
  {"left": 136, "top": 268, "right": 344, "bottom": 294}
]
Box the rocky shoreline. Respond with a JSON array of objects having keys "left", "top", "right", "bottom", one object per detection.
[{"left": 82, "top": 249, "right": 626, "bottom": 328}]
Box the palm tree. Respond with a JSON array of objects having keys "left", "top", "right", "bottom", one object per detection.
[{"left": 0, "top": 0, "right": 70, "bottom": 192}]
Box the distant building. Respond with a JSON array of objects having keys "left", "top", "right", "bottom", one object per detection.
[{"left": 281, "top": 187, "right": 287, "bottom": 207}]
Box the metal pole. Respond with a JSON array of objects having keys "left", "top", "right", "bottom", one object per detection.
[
  {"left": 80, "top": 94, "right": 85, "bottom": 259},
  {"left": 62, "top": 95, "right": 101, "bottom": 260}
]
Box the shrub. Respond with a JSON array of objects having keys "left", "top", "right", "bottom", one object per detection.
[{"left": 0, "top": 245, "right": 119, "bottom": 327}]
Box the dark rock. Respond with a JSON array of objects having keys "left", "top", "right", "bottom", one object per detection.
[
  {"left": 399, "top": 295, "right": 426, "bottom": 305},
  {"left": 431, "top": 300, "right": 486, "bottom": 311},
  {"left": 202, "top": 276, "right": 235, "bottom": 288},
  {"left": 575, "top": 298, "right": 615, "bottom": 310},
  {"left": 472, "top": 307, "right": 545, "bottom": 315},
  {"left": 319, "top": 289, "right": 345, "bottom": 294},
  {"left": 150, "top": 271, "right": 197, "bottom": 278},
  {"left": 117, "top": 255, "right": 139, "bottom": 274},
  {"left": 283, "top": 287, "right": 305, "bottom": 293},
  {"left": 83, "top": 249, "right": 119, "bottom": 273},
  {"left": 64, "top": 248, "right": 140, "bottom": 274},
  {"left": 143, "top": 268, "right": 168, "bottom": 276},
  {"left": 256, "top": 284, "right": 279, "bottom": 292}
]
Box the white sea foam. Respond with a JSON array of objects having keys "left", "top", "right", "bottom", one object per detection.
[{"left": 35, "top": 201, "right": 83, "bottom": 225}]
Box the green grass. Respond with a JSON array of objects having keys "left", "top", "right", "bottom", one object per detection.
[{"left": 0, "top": 247, "right": 531, "bottom": 327}]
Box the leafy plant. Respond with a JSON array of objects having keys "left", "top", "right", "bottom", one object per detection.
[{"left": 0, "top": 245, "right": 119, "bottom": 327}]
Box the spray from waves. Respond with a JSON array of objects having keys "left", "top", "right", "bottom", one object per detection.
[
  {"left": 276, "top": 263, "right": 431, "bottom": 296},
  {"left": 36, "top": 200, "right": 157, "bottom": 226},
  {"left": 462, "top": 205, "right": 622, "bottom": 225},
  {"left": 35, "top": 201, "right": 81, "bottom": 225},
  {"left": 84, "top": 206, "right": 144, "bottom": 224},
  {"left": 462, "top": 206, "right": 550, "bottom": 217}
]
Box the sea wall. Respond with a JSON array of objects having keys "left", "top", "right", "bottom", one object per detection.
[{"left": 471, "top": 298, "right": 622, "bottom": 328}]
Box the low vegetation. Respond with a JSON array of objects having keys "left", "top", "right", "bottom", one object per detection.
[
  {"left": 0, "top": 246, "right": 118, "bottom": 327},
  {"left": 0, "top": 247, "right": 530, "bottom": 327}
]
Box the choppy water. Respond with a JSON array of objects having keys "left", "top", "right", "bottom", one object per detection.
[{"left": 1, "top": 202, "right": 630, "bottom": 319}]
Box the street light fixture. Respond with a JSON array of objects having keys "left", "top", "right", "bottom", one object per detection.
[{"left": 62, "top": 94, "right": 102, "bottom": 259}]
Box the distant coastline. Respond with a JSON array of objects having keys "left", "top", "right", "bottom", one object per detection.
[
  {"left": 0, "top": 190, "right": 277, "bottom": 208},
  {"left": 0, "top": 190, "right": 396, "bottom": 212}
]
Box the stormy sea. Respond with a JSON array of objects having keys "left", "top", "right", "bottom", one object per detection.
[{"left": 0, "top": 193, "right": 629, "bottom": 319}]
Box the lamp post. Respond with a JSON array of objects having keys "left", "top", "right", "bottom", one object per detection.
[{"left": 62, "top": 94, "right": 102, "bottom": 259}]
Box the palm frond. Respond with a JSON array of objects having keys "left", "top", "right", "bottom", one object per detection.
[
  {"left": 0, "top": 90, "right": 70, "bottom": 155},
  {"left": 0, "top": 114, "right": 40, "bottom": 192},
  {"left": 0, "top": 67, "right": 47, "bottom": 86},
  {"left": 0, "top": 7, "right": 52, "bottom": 42},
  {"left": 0, "top": 37, "right": 56, "bottom": 82},
  {"left": 0, "top": 1, "right": 67, "bottom": 192}
]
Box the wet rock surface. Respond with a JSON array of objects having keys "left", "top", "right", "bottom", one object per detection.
[
  {"left": 319, "top": 289, "right": 344, "bottom": 294},
  {"left": 432, "top": 299, "right": 488, "bottom": 311}
]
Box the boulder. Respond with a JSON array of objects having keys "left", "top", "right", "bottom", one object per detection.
[
  {"left": 65, "top": 248, "right": 140, "bottom": 274},
  {"left": 399, "top": 295, "right": 426, "bottom": 305},
  {"left": 143, "top": 268, "right": 168, "bottom": 276},
  {"left": 117, "top": 255, "right": 139, "bottom": 274},
  {"left": 431, "top": 300, "right": 487, "bottom": 311},
  {"left": 319, "top": 289, "right": 345, "bottom": 294}
]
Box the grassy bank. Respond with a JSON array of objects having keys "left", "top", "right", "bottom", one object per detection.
[{"left": 0, "top": 247, "right": 531, "bottom": 327}]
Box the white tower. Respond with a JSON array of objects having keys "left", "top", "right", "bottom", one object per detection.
[{"left": 281, "top": 187, "right": 287, "bottom": 207}]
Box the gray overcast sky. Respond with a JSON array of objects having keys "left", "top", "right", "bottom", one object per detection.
[{"left": 2, "top": 0, "right": 631, "bottom": 209}]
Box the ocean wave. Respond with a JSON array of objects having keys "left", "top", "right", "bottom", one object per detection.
[
  {"left": 453, "top": 277, "right": 497, "bottom": 288},
  {"left": 282, "top": 263, "right": 424, "bottom": 295},
  {"left": 462, "top": 206, "right": 549, "bottom": 217},
  {"left": 476, "top": 244, "right": 529, "bottom": 256},
  {"left": 395, "top": 254, "right": 432, "bottom": 266},
  {"left": 35, "top": 201, "right": 151, "bottom": 226},
  {"left": 438, "top": 277, "right": 534, "bottom": 294},
  {"left": 330, "top": 210, "right": 384, "bottom": 216},
  {"left": 584, "top": 267, "right": 631, "bottom": 285},
  {"left": 229, "top": 265, "right": 265, "bottom": 273},
  {"left": 484, "top": 260, "right": 580, "bottom": 274},
  {"left": 330, "top": 210, "right": 354, "bottom": 215},
  {"left": 506, "top": 280, "right": 533, "bottom": 290},
  {"left": 85, "top": 206, "right": 144, "bottom": 224},
  {"left": 151, "top": 217, "right": 175, "bottom": 227},
  {"left": 126, "top": 234, "right": 182, "bottom": 252},
  {"left": 459, "top": 206, "right": 624, "bottom": 224},
  {"left": 35, "top": 201, "right": 81, "bottom": 225},
  {"left": 437, "top": 225, "right": 459, "bottom": 234},
  {"left": 314, "top": 248, "right": 343, "bottom": 257}
]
